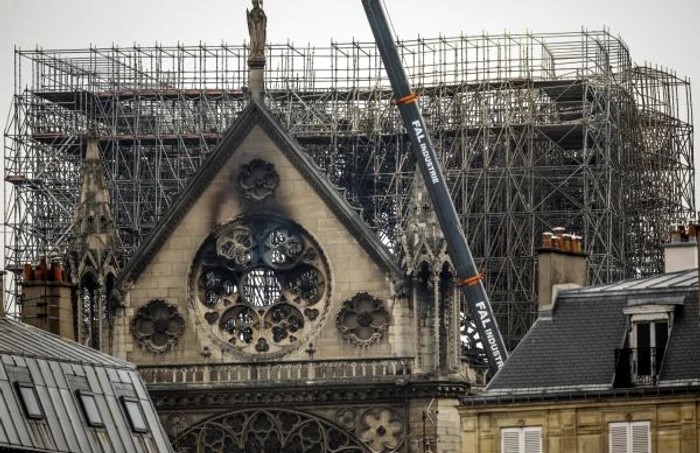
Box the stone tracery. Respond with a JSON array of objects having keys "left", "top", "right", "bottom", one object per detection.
[
  {"left": 190, "top": 215, "right": 331, "bottom": 358},
  {"left": 173, "top": 408, "right": 372, "bottom": 453}
]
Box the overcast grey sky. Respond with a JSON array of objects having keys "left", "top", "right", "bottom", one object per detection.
[{"left": 1, "top": 0, "right": 699, "bottom": 197}]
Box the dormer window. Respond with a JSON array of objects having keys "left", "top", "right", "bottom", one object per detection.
[
  {"left": 616, "top": 302, "right": 676, "bottom": 387},
  {"left": 632, "top": 319, "right": 668, "bottom": 382}
]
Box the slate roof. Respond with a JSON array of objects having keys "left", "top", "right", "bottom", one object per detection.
[
  {"left": 0, "top": 318, "right": 173, "bottom": 452},
  {"left": 487, "top": 295, "right": 628, "bottom": 391},
  {"left": 660, "top": 291, "right": 700, "bottom": 383},
  {"left": 119, "top": 99, "right": 402, "bottom": 286},
  {"left": 0, "top": 318, "right": 129, "bottom": 368},
  {"left": 484, "top": 268, "right": 700, "bottom": 396},
  {"left": 575, "top": 269, "right": 697, "bottom": 295}
]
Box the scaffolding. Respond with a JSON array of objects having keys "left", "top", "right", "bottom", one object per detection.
[{"left": 4, "top": 30, "right": 694, "bottom": 348}]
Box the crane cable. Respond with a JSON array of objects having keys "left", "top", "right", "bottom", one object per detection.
[
  {"left": 380, "top": 0, "right": 399, "bottom": 44},
  {"left": 381, "top": 1, "right": 419, "bottom": 106}
]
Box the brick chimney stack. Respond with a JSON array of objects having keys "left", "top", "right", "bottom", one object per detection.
[
  {"left": 537, "top": 228, "right": 587, "bottom": 312},
  {"left": 21, "top": 259, "right": 75, "bottom": 339}
]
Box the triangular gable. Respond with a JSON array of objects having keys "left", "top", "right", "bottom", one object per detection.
[{"left": 119, "top": 99, "right": 402, "bottom": 286}]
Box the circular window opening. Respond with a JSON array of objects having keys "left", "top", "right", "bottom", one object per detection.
[
  {"left": 220, "top": 306, "right": 257, "bottom": 344},
  {"left": 200, "top": 269, "right": 237, "bottom": 306},
  {"left": 241, "top": 268, "right": 282, "bottom": 307}
]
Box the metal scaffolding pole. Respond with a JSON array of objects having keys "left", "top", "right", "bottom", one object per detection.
[{"left": 4, "top": 31, "right": 694, "bottom": 352}]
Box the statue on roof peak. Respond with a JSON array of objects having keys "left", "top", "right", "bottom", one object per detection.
[{"left": 247, "top": 0, "right": 267, "bottom": 62}]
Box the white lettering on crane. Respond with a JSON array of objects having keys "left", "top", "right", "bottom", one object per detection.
[
  {"left": 411, "top": 120, "right": 439, "bottom": 184},
  {"left": 475, "top": 301, "right": 505, "bottom": 369}
]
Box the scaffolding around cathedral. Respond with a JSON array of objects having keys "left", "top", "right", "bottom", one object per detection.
[{"left": 4, "top": 30, "right": 694, "bottom": 348}]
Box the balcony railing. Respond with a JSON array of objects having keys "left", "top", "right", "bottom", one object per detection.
[
  {"left": 139, "top": 357, "right": 413, "bottom": 387},
  {"left": 614, "top": 347, "right": 663, "bottom": 387}
]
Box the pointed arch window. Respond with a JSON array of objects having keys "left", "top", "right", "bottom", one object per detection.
[{"left": 79, "top": 272, "right": 102, "bottom": 349}]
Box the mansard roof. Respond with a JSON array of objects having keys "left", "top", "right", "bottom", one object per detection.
[
  {"left": 0, "top": 318, "right": 173, "bottom": 452},
  {"left": 475, "top": 268, "right": 700, "bottom": 399},
  {"left": 0, "top": 317, "right": 128, "bottom": 368},
  {"left": 119, "top": 99, "right": 402, "bottom": 285}
]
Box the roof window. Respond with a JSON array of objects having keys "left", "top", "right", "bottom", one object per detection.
[
  {"left": 121, "top": 397, "right": 149, "bottom": 433},
  {"left": 16, "top": 383, "right": 44, "bottom": 420},
  {"left": 77, "top": 390, "right": 104, "bottom": 427}
]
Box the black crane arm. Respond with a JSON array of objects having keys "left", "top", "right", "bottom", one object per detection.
[{"left": 361, "top": 0, "right": 508, "bottom": 373}]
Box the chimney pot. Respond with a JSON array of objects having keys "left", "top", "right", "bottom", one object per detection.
[
  {"left": 542, "top": 232, "right": 553, "bottom": 248},
  {"left": 562, "top": 234, "right": 572, "bottom": 252},
  {"left": 551, "top": 236, "right": 559, "bottom": 250},
  {"left": 671, "top": 225, "right": 681, "bottom": 243},
  {"left": 35, "top": 259, "right": 47, "bottom": 282}
]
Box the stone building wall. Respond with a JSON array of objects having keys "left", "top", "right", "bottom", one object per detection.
[
  {"left": 120, "top": 125, "right": 404, "bottom": 366},
  {"left": 460, "top": 396, "right": 700, "bottom": 452}
]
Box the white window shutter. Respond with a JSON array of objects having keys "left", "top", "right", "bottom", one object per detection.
[
  {"left": 523, "top": 427, "right": 542, "bottom": 453},
  {"left": 631, "top": 422, "right": 650, "bottom": 453},
  {"left": 502, "top": 428, "right": 521, "bottom": 453},
  {"left": 610, "top": 422, "right": 630, "bottom": 453},
  {"left": 502, "top": 427, "right": 542, "bottom": 453}
]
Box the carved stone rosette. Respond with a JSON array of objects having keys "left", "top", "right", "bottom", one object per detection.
[
  {"left": 337, "top": 292, "right": 390, "bottom": 347},
  {"left": 358, "top": 407, "right": 404, "bottom": 452},
  {"left": 237, "top": 159, "right": 280, "bottom": 203},
  {"left": 165, "top": 412, "right": 189, "bottom": 438},
  {"left": 131, "top": 299, "right": 185, "bottom": 353}
]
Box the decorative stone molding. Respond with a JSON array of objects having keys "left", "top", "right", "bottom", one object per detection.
[
  {"left": 149, "top": 380, "right": 469, "bottom": 410},
  {"left": 237, "top": 158, "right": 280, "bottom": 203},
  {"left": 165, "top": 412, "right": 189, "bottom": 437},
  {"left": 337, "top": 292, "right": 390, "bottom": 347},
  {"left": 359, "top": 407, "right": 404, "bottom": 452},
  {"left": 130, "top": 299, "right": 185, "bottom": 353}
]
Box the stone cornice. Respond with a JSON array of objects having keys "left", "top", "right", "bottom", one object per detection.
[{"left": 150, "top": 380, "right": 469, "bottom": 410}]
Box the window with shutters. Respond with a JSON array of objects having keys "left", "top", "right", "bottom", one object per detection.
[
  {"left": 609, "top": 421, "right": 650, "bottom": 453},
  {"left": 501, "top": 426, "right": 542, "bottom": 453}
]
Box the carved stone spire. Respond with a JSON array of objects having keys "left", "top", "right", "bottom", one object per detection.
[
  {"left": 400, "top": 171, "right": 449, "bottom": 274},
  {"left": 400, "top": 172, "right": 464, "bottom": 378},
  {"left": 68, "top": 133, "right": 121, "bottom": 350},
  {"left": 72, "top": 134, "right": 119, "bottom": 257},
  {"left": 246, "top": 0, "right": 267, "bottom": 102}
]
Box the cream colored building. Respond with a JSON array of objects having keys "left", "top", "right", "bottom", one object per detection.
[{"left": 461, "top": 239, "right": 700, "bottom": 453}]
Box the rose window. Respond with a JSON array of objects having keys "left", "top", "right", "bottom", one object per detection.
[{"left": 190, "top": 215, "right": 331, "bottom": 358}]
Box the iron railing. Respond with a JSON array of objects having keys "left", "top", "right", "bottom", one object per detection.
[{"left": 614, "top": 347, "right": 663, "bottom": 386}]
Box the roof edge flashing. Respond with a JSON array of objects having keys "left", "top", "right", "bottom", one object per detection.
[{"left": 539, "top": 283, "right": 582, "bottom": 316}]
